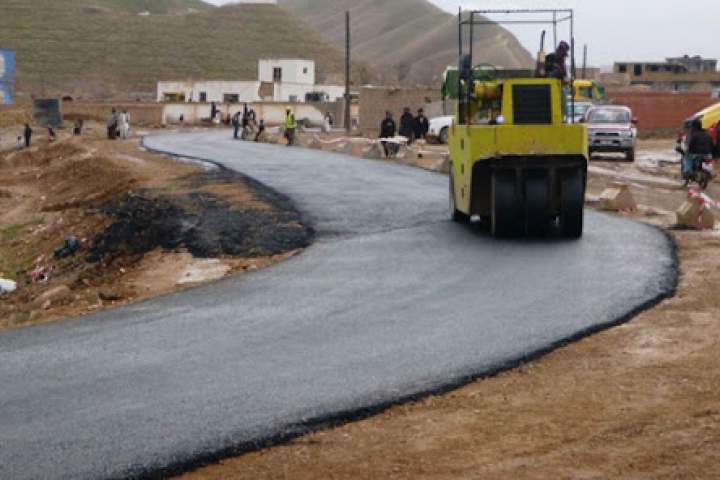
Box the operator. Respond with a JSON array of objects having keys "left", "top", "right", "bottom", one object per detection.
[
  {"left": 545, "top": 41, "right": 570, "bottom": 82},
  {"left": 284, "top": 108, "right": 297, "bottom": 146},
  {"left": 683, "top": 118, "right": 713, "bottom": 179}
]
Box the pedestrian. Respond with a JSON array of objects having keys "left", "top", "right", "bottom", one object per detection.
[
  {"left": 254, "top": 119, "right": 266, "bottom": 142},
  {"left": 107, "top": 109, "right": 118, "bottom": 139},
  {"left": 284, "top": 108, "right": 297, "bottom": 146},
  {"left": 322, "top": 112, "right": 334, "bottom": 133},
  {"left": 16, "top": 136, "right": 23, "bottom": 150},
  {"left": 399, "top": 107, "right": 415, "bottom": 144},
  {"left": 119, "top": 110, "right": 130, "bottom": 139},
  {"left": 48, "top": 126, "right": 56, "bottom": 142},
  {"left": 379, "top": 111, "right": 397, "bottom": 158},
  {"left": 414, "top": 108, "right": 429, "bottom": 143},
  {"left": 241, "top": 110, "right": 251, "bottom": 140},
  {"left": 210, "top": 102, "right": 218, "bottom": 123},
  {"left": 73, "top": 119, "right": 84, "bottom": 136},
  {"left": 23, "top": 123, "right": 32, "bottom": 148},
  {"left": 232, "top": 111, "right": 241, "bottom": 139}
]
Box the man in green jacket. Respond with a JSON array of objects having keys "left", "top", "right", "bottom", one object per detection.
[{"left": 285, "top": 109, "right": 297, "bottom": 146}]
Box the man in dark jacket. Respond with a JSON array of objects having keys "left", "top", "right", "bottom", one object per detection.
[
  {"left": 545, "top": 41, "right": 570, "bottom": 81},
  {"left": 682, "top": 118, "right": 714, "bottom": 181},
  {"left": 23, "top": 123, "right": 32, "bottom": 148},
  {"left": 379, "top": 111, "right": 397, "bottom": 158},
  {"left": 231, "top": 111, "right": 241, "bottom": 139},
  {"left": 414, "top": 108, "right": 429, "bottom": 142},
  {"left": 399, "top": 107, "right": 415, "bottom": 143}
]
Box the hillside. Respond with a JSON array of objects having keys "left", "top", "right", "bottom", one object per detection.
[
  {"left": 279, "top": 0, "right": 534, "bottom": 84},
  {"left": 0, "top": 0, "right": 366, "bottom": 99}
]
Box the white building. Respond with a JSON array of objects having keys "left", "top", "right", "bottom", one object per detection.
[{"left": 157, "top": 59, "right": 345, "bottom": 104}]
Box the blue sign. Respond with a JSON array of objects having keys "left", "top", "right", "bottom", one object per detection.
[{"left": 0, "top": 49, "right": 16, "bottom": 105}]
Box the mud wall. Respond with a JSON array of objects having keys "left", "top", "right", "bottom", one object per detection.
[
  {"left": 161, "top": 102, "right": 328, "bottom": 127},
  {"left": 62, "top": 102, "right": 164, "bottom": 126},
  {"left": 359, "top": 86, "right": 442, "bottom": 137}
]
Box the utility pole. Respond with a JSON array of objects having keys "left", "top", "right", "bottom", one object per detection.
[
  {"left": 582, "top": 44, "right": 588, "bottom": 79},
  {"left": 345, "top": 10, "right": 351, "bottom": 133}
]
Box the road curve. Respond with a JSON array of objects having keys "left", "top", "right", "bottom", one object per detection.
[{"left": 0, "top": 131, "right": 676, "bottom": 479}]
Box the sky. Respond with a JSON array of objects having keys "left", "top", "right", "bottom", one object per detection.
[{"left": 206, "top": 0, "right": 719, "bottom": 68}]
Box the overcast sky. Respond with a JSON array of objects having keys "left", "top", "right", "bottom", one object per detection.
[{"left": 207, "top": 0, "right": 718, "bottom": 67}]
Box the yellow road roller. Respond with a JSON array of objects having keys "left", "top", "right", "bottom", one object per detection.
[{"left": 448, "top": 9, "right": 588, "bottom": 238}]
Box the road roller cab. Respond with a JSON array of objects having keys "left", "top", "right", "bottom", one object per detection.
[{"left": 449, "top": 9, "right": 588, "bottom": 238}]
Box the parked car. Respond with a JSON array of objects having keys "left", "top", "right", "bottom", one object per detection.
[
  {"left": 567, "top": 101, "right": 594, "bottom": 124},
  {"left": 428, "top": 115, "right": 454, "bottom": 144},
  {"left": 586, "top": 105, "right": 638, "bottom": 161}
]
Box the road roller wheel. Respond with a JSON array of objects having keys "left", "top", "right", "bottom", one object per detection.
[
  {"left": 560, "top": 169, "right": 585, "bottom": 239},
  {"left": 450, "top": 175, "right": 470, "bottom": 223},
  {"left": 492, "top": 170, "right": 521, "bottom": 237},
  {"left": 524, "top": 171, "right": 549, "bottom": 237}
]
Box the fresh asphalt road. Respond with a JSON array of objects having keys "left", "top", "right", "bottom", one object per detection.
[{"left": 0, "top": 131, "right": 676, "bottom": 479}]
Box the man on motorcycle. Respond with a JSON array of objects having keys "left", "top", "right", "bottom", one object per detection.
[{"left": 681, "top": 118, "right": 714, "bottom": 187}]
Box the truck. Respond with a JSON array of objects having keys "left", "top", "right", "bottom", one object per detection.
[{"left": 448, "top": 9, "right": 588, "bottom": 238}]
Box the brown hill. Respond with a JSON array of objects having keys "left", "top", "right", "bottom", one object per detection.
[
  {"left": 279, "top": 0, "right": 534, "bottom": 84},
  {"left": 0, "top": 0, "right": 368, "bottom": 100}
]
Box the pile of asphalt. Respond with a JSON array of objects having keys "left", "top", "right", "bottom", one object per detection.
[{"left": 89, "top": 171, "right": 312, "bottom": 262}]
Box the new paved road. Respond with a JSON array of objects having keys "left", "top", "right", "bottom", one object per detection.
[{"left": 0, "top": 132, "right": 676, "bottom": 479}]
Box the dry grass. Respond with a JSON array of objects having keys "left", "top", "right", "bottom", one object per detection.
[{"left": 1, "top": 0, "right": 355, "bottom": 99}]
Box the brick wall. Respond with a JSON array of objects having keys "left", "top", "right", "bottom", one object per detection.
[
  {"left": 359, "top": 86, "right": 442, "bottom": 137},
  {"left": 608, "top": 91, "right": 717, "bottom": 132}
]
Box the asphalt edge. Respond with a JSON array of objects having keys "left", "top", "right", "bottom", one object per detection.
[{"left": 124, "top": 138, "right": 681, "bottom": 480}]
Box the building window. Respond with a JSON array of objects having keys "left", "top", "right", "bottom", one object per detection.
[
  {"left": 199, "top": 92, "right": 207, "bottom": 102},
  {"left": 649, "top": 65, "right": 659, "bottom": 72},
  {"left": 618, "top": 64, "right": 627, "bottom": 73},
  {"left": 303, "top": 67, "right": 308, "bottom": 74},
  {"left": 634, "top": 64, "right": 643, "bottom": 76},
  {"left": 289, "top": 95, "right": 298, "bottom": 103},
  {"left": 223, "top": 94, "right": 239, "bottom": 104},
  {"left": 273, "top": 67, "right": 282, "bottom": 82}
]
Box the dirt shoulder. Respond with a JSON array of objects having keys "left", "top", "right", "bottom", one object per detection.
[
  {"left": 179, "top": 140, "right": 720, "bottom": 479},
  {"left": 0, "top": 125, "right": 311, "bottom": 331}
]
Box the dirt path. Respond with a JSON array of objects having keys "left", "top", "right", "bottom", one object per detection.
[{"left": 179, "top": 140, "right": 720, "bottom": 479}]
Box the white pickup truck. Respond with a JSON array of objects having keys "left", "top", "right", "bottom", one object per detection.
[{"left": 428, "top": 115, "right": 454, "bottom": 144}]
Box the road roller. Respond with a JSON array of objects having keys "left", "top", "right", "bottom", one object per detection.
[{"left": 448, "top": 9, "right": 588, "bottom": 238}]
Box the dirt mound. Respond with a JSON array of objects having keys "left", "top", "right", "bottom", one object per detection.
[{"left": 1, "top": 141, "right": 86, "bottom": 168}]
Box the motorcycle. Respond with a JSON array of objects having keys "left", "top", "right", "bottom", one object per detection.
[{"left": 676, "top": 135, "right": 716, "bottom": 190}]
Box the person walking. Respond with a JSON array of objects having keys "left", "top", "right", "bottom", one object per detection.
[
  {"left": 399, "top": 107, "right": 415, "bottom": 144},
  {"left": 322, "top": 112, "right": 334, "bottom": 134},
  {"left": 23, "top": 123, "right": 32, "bottom": 148},
  {"left": 232, "top": 111, "right": 241, "bottom": 139},
  {"left": 119, "top": 110, "right": 130, "bottom": 139},
  {"left": 107, "top": 109, "right": 118, "bottom": 139},
  {"left": 284, "top": 109, "right": 297, "bottom": 146},
  {"left": 414, "top": 108, "right": 429, "bottom": 143},
  {"left": 379, "top": 111, "right": 397, "bottom": 158},
  {"left": 254, "top": 119, "right": 266, "bottom": 142}
]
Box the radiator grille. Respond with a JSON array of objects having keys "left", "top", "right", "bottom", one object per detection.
[{"left": 512, "top": 85, "right": 552, "bottom": 125}]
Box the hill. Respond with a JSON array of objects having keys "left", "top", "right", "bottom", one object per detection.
[
  {"left": 278, "top": 0, "right": 534, "bottom": 84},
  {"left": 0, "top": 0, "right": 366, "bottom": 99}
]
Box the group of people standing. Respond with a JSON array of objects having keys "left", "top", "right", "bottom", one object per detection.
[
  {"left": 232, "top": 104, "right": 266, "bottom": 142},
  {"left": 379, "top": 107, "right": 429, "bottom": 158},
  {"left": 107, "top": 108, "right": 131, "bottom": 140}
]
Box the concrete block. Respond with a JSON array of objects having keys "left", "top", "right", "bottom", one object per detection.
[
  {"left": 676, "top": 199, "right": 715, "bottom": 230},
  {"left": 598, "top": 185, "right": 636, "bottom": 211}
]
